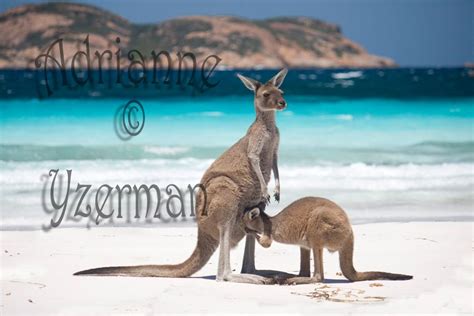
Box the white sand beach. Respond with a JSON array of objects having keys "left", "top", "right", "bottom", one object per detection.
[{"left": 1, "top": 222, "right": 472, "bottom": 315}]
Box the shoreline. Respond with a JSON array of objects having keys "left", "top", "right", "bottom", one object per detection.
[{"left": 1, "top": 221, "right": 472, "bottom": 314}]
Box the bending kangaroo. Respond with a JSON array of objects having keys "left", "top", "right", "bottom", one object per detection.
[
  {"left": 74, "top": 69, "right": 288, "bottom": 284},
  {"left": 242, "top": 197, "right": 413, "bottom": 284}
]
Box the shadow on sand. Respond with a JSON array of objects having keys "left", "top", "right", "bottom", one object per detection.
[{"left": 191, "top": 274, "right": 352, "bottom": 284}]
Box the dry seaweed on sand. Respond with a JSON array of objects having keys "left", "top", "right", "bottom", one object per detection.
[{"left": 292, "top": 285, "right": 386, "bottom": 303}]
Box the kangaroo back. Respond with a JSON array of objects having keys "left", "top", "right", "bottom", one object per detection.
[
  {"left": 339, "top": 235, "right": 413, "bottom": 281},
  {"left": 74, "top": 228, "right": 218, "bottom": 277}
]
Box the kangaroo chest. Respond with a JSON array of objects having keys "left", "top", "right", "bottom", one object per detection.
[{"left": 258, "top": 131, "right": 277, "bottom": 182}]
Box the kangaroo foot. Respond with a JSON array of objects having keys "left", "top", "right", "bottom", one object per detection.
[
  {"left": 241, "top": 265, "right": 297, "bottom": 278},
  {"left": 277, "top": 276, "right": 322, "bottom": 285},
  {"left": 254, "top": 269, "right": 297, "bottom": 279},
  {"left": 219, "top": 273, "right": 275, "bottom": 285}
]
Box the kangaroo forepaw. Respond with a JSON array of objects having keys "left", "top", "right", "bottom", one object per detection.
[
  {"left": 273, "top": 191, "right": 280, "bottom": 202},
  {"left": 262, "top": 193, "right": 271, "bottom": 205}
]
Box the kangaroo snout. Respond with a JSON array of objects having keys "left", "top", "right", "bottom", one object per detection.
[{"left": 277, "top": 99, "right": 287, "bottom": 110}]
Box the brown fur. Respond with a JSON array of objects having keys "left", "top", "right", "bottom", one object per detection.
[
  {"left": 243, "top": 197, "right": 413, "bottom": 283},
  {"left": 74, "top": 70, "right": 288, "bottom": 283}
]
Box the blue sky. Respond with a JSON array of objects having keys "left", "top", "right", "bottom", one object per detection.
[{"left": 1, "top": 0, "right": 472, "bottom": 67}]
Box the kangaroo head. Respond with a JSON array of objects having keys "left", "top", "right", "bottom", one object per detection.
[
  {"left": 242, "top": 207, "right": 273, "bottom": 248},
  {"left": 237, "top": 69, "right": 288, "bottom": 112}
]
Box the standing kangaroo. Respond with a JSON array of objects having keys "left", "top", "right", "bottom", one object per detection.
[
  {"left": 242, "top": 197, "right": 413, "bottom": 284},
  {"left": 74, "top": 69, "right": 288, "bottom": 284}
]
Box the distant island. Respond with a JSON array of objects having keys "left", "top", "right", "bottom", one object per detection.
[{"left": 0, "top": 3, "right": 396, "bottom": 69}]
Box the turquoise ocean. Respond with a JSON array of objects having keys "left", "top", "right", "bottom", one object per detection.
[{"left": 0, "top": 68, "right": 473, "bottom": 229}]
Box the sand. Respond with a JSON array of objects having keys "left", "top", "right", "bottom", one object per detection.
[{"left": 1, "top": 222, "right": 472, "bottom": 315}]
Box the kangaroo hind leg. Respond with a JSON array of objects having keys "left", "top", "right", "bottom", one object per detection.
[
  {"left": 313, "top": 246, "right": 324, "bottom": 282},
  {"left": 280, "top": 247, "right": 321, "bottom": 285},
  {"left": 299, "top": 247, "right": 311, "bottom": 277},
  {"left": 240, "top": 234, "right": 256, "bottom": 274},
  {"left": 217, "top": 222, "right": 274, "bottom": 284},
  {"left": 209, "top": 188, "right": 273, "bottom": 285}
]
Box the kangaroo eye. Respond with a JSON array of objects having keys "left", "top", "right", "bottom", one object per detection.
[{"left": 263, "top": 92, "right": 270, "bottom": 97}]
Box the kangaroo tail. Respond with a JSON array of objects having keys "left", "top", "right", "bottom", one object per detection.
[
  {"left": 74, "top": 229, "right": 218, "bottom": 277},
  {"left": 339, "top": 236, "right": 413, "bottom": 282}
]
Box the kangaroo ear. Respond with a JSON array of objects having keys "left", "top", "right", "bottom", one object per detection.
[
  {"left": 268, "top": 68, "right": 288, "bottom": 88},
  {"left": 237, "top": 74, "right": 260, "bottom": 91},
  {"left": 247, "top": 207, "right": 260, "bottom": 220}
]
